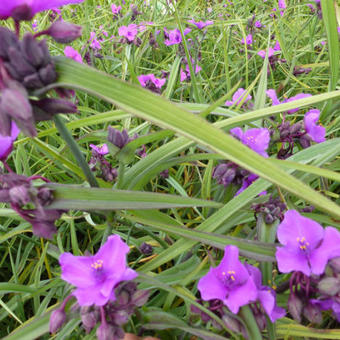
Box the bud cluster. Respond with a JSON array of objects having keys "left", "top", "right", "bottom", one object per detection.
[
  {"left": 89, "top": 147, "right": 118, "bottom": 182},
  {"left": 0, "top": 173, "right": 62, "bottom": 239},
  {"left": 252, "top": 196, "right": 286, "bottom": 224}
]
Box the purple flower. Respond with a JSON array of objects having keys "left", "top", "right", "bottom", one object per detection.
[
  {"left": 111, "top": 4, "right": 121, "bottom": 15},
  {"left": 230, "top": 127, "right": 270, "bottom": 157},
  {"left": 257, "top": 47, "right": 275, "bottom": 59},
  {"left": 187, "top": 19, "right": 213, "bottom": 29},
  {"left": 138, "top": 74, "right": 166, "bottom": 89},
  {"left": 0, "top": 122, "right": 20, "bottom": 161},
  {"left": 245, "top": 264, "right": 285, "bottom": 322},
  {"left": 273, "top": 40, "right": 281, "bottom": 51},
  {"left": 118, "top": 24, "right": 138, "bottom": 42},
  {"left": 90, "top": 144, "right": 109, "bottom": 155},
  {"left": 311, "top": 299, "right": 340, "bottom": 322},
  {"left": 89, "top": 31, "right": 101, "bottom": 49},
  {"left": 164, "top": 28, "right": 182, "bottom": 46},
  {"left": 276, "top": 210, "right": 340, "bottom": 276},
  {"left": 180, "top": 64, "right": 202, "bottom": 82},
  {"left": 197, "top": 245, "right": 257, "bottom": 313},
  {"left": 0, "top": 0, "right": 84, "bottom": 20},
  {"left": 241, "top": 34, "right": 253, "bottom": 45},
  {"left": 64, "top": 46, "right": 82, "bottom": 63},
  {"left": 255, "top": 20, "right": 262, "bottom": 28},
  {"left": 304, "top": 109, "right": 326, "bottom": 143},
  {"left": 278, "top": 0, "right": 287, "bottom": 9},
  {"left": 266, "top": 89, "right": 312, "bottom": 114},
  {"left": 225, "top": 88, "right": 252, "bottom": 107},
  {"left": 59, "top": 235, "right": 137, "bottom": 306}
]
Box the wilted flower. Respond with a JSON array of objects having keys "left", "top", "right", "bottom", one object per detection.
[
  {"left": 59, "top": 235, "right": 137, "bottom": 306},
  {"left": 198, "top": 245, "right": 257, "bottom": 313},
  {"left": 276, "top": 210, "right": 340, "bottom": 276}
]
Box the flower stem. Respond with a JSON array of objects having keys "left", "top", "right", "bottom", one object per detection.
[
  {"left": 53, "top": 115, "right": 99, "bottom": 187},
  {"left": 239, "top": 305, "right": 263, "bottom": 340},
  {"left": 116, "top": 162, "right": 125, "bottom": 189}
]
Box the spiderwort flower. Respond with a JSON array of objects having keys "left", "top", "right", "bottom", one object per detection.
[
  {"left": 164, "top": 29, "right": 182, "bottom": 46},
  {"left": 241, "top": 34, "right": 253, "bottom": 45},
  {"left": 89, "top": 144, "right": 109, "bottom": 155},
  {"left": 304, "top": 109, "right": 326, "bottom": 143},
  {"left": 64, "top": 46, "right": 82, "bottom": 63},
  {"left": 197, "top": 245, "right": 257, "bottom": 313},
  {"left": 118, "top": 24, "right": 138, "bottom": 42},
  {"left": 187, "top": 19, "right": 213, "bottom": 29},
  {"left": 138, "top": 74, "right": 166, "bottom": 93},
  {"left": 59, "top": 235, "right": 137, "bottom": 306},
  {"left": 276, "top": 210, "right": 340, "bottom": 276},
  {"left": 0, "top": 122, "right": 20, "bottom": 161},
  {"left": 0, "top": 0, "right": 84, "bottom": 21},
  {"left": 225, "top": 88, "right": 252, "bottom": 107}
]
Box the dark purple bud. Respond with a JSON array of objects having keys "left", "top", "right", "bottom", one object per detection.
[
  {"left": 254, "top": 310, "right": 267, "bottom": 330},
  {"left": 0, "top": 109, "right": 12, "bottom": 136},
  {"left": 23, "top": 73, "right": 44, "bottom": 89},
  {"left": 0, "top": 27, "right": 20, "bottom": 59},
  {"left": 31, "top": 220, "right": 57, "bottom": 239},
  {"left": 303, "top": 303, "right": 322, "bottom": 324},
  {"left": 288, "top": 293, "right": 303, "bottom": 322},
  {"left": 49, "top": 308, "right": 67, "bottom": 333},
  {"left": 159, "top": 169, "right": 169, "bottom": 179},
  {"left": 11, "top": 4, "right": 33, "bottom": 21},
  {"left": 1, "top": 88, "right": 36, "bottom": 137},
  {"left": 96, "top": 322, "right": 117, "bottom": 340},
  {"left": 329, "top": 257, "right": 340, "bottom": 273},
  {"left": 112, "top": 310, "right": 130, "bottom": 325},
  {"left": 264, "top": 213, "right": 275, "bottom": 224},
  {"left": 289, "top": 122, "right": 302, "bottom": 135},
  {"left": 46, "top": 21, "right": 83, "bottom": 44},
  {"left": 301, "top": 205, "right": 315, "bottom": 213},
  {"left": 318, "top": 277, "right": 340, "bottom": 296},
  {"left": 7, "top": 47, "right": 36, "bottom": 78},
  {"left": 3, "top": 62, "right": 21, "bottom": 80},
  {"left": 213, "top": 163, "right": 228, "bottom": 179},
  {"left": 39, "top": 63, "right": 57, "bottom": 85},
  {"left": 37, "top": 187, "right": 54, "bottom": 206},
  {"left": 21, "top": 33, "right": 45, "bottom": 67},
  {"left": 131, "top": 289, "right": 150, "bottom": 307},
  {"left": 81, "top": 306, "right": 100, "bottom": 333},
  {"left": 299, "top": 134, "right": 312, "bottom": 149},
  {"left": 222, "top": 314, "right": 243, "bottom": 334},
  {"left": 37, "top": 40, "right": 52, "bottom": 67},
  {"left": 108, "top": 127, "right": 130, "bottom": 149},
  {"left": 9, "top": 185, "right": 31, "bottom": 206},
  {"left": 33, "top": 98, "right": 78, "bottom": 115},
  {"left": 140, "top": 242, "right": 153, "bottom": 256}
]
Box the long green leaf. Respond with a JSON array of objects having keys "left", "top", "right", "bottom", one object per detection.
[{"left": 54, "top": 58, "right": 340, "bottom": 218}]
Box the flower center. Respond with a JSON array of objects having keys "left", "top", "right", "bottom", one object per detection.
[
  {"left": 221, "top": 270, "right": 236, "bottom": 285},
  {"left": 296, "top": 237, "right": 310, "bottom": 251},
  {"left": 91, "top": 259, "right": 103, "bottom": 270}
]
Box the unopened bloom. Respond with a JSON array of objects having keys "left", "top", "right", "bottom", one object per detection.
[
  {"left": 0, "top": 0, "right": 84, "bottom": 21},
  {"left": 276, "top": 210, "right": 340, "bottom": 276},
  {"left": 46, "top": 21, "right": 82, "bottom": 44},
  {"left": 64, "top": 46, "right": 82, "bottom": 63},
  {"left": 225, "top": 88, "right": 252, "bottom": 107},
  {"left": 59, "top": 235, "right": 137, "bottom": 306},
  {"left": 304, "top": 109, "right": 326, "bottom": 143},
  {"left": 0, "top": 122, "right": 20, "bottom": 161},
  {"left": 118, "top": 24, "right": 138, "bottom": 42},
  {"left": 198, "top": 245, "right": 257, "bottom": 313}
]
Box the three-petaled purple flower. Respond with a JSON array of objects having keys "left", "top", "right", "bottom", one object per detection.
[
  {"left": 225, "top": 88, "right": 252, "bottom": 107},
  {"left": 0, "top": 0, "right": 84, "bottom": 20},
  {"left": 0, "top": 122, "right": 20, "bottom": 161},
  {"left": 118, "top": 24, "right": 138, "bottom": 42},
  {"left": 198, "top": 245, "right": 258, "bottom": 313},
  {"left": 304, "top": 109, "right": 326, "bottom": 143},
  {"left": 164, "top": 28, "right": 182, "bottom": 46},
  {"left": 276, "top": 210, "right": 340, "bottom": 276},
  {"left": 59, "top": 235, "right": 138, "bottom": 306},
  {"left": 64, "top": 46, "right": 82, "bottom": 63},
  {"left": 138, "top": 74, "right": 166, "bottom": 89},
  {"left": 187, "top": 19, "right": 213, "bottom": 29}
]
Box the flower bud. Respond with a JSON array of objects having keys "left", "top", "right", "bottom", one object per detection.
[
  {"left": 47, "top": 21, "right": 83, "bottom": 44},
  {"left": 38, "top": 63, "right": 57, "bottom": 85},
  {"left": 31, "top": 220, "right": 58, "bottom": 239},
  {"left": 288, "top": 293, "right": 303, "bottom": 322},
  {"left": 131, "top": 289, "right": 150, "bottom": 307},
  {"left": 108, "top": 127, "right": 130, "bottom": 149},
  {"left": 329, "top": 257, "right": 340, "bottom": 273},
  {"left": 11, "top": 4, "right": 33, "bottom": 21},
  {"left": 222, "top": 314, "right": 243, "bottom": 334},
  {"left": 318, "top": 277, "right": 340, "bottom": 296},
  {"left": 23, "top": 73, "right": 44, "bottom": 89},
  {"left": 33, "top": 98, "right": 78, "bottom": 115},
  {"left": 9, "top": 185, "right": 31, "bottom": 206},
  {"left": 0, "top": 27, "right": 19, "bottom": 59},
  {"left": 49, "top": 308, "right": 67, "bottom": 333},
  {"left": 303, "top": 303, "right": 322, "bottom": 324},
  {"left": 81, "top": 306, "right": 100, "bottom": 333},
  {"left": 20, "top": 33, "right": 45, "bottom": 67},
  {"left": 96, "top": 322, "right": 116, "bottom": 340},
  {"left": 7, "top": 47, "right": 36, "bottom": 78},
  {"left": 140, "top": 242, "right": 153, "bottom": 256},
  {"left": 299, "top": 134, "right": 312, "bottom": 149}
]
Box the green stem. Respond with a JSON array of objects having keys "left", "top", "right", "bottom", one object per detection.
[
  {"left": 116, "top": 162, "right": 125, "bottom": 189},
  {"left": 53, "top": 115, "right": 99, "bottom": 187},
  {"left": 239, "top": 305, "right": 263, "bottom": 340}
]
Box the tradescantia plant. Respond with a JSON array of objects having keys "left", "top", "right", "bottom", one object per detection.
[{"left": 1, "top": 0, "right": 340, "bottom": 339}]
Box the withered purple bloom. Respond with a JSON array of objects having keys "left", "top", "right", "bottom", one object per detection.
[
  {"left": 59, "top": 235, "right": 137, "bottom": 306},
  {"left": 197, "top": 245, "right": 257, "bottom": 313},
  {"left": 0, "top": 0, "right": 84, "bottom": 21},
  {"left": 276, "top": 210, "right": 340, "bottom": 276}
]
